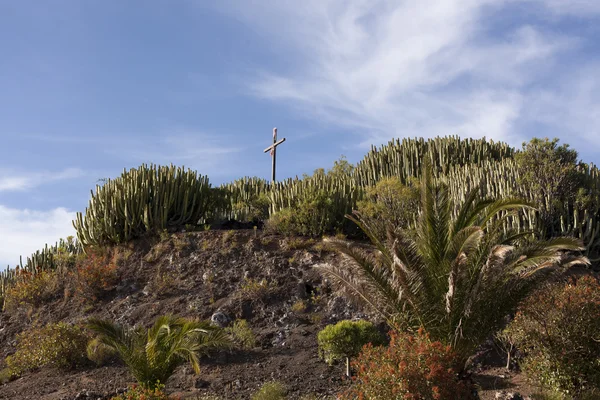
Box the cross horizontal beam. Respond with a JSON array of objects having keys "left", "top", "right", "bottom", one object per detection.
[{"left": 263, "top": 138, "right": 286, "bottom": 153}]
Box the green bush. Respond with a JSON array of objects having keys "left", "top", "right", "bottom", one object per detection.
[
  {"left": 251, "top": 381, "right": 286, "bottom": 400},
  {"left": 6, "top": 322, "right": 89, "bottom": 377},
  {"left": 267, "top": 190, "right": 341, "bottom": 237},
  {"left": 317, "top": 320, "right": 384, "bottom": 376},
  {"left": 503, "top": 276, "right": 600, "bottom": 395},
  {"left": 226, "top": 319, "right": 257, "bottom": 350},
  {"left": 356, "top": 177, "right": 419, "bottom": 240},
  {"left": 87, "top": 315, "right": 232, "bottom": 390},
  {"left": 339, "top": 329, "right": 475, "bottom": 400}
]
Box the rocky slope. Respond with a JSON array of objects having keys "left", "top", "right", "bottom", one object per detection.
[{"left": 0, "top": 230, "right": 377, "bottom": 400}]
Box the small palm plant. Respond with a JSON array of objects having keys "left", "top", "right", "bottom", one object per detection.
[
  {"left": 87, "top": 315, "right": 231, "bottom": 389},
  {"left": 318, "top": 166, "right": 589, "bottom": 359}
]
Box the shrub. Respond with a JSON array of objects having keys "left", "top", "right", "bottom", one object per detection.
[
  {"left": 239, "top": 278, "right": 274, "bottom": 302},
  {"left": 503, "top": 276, "right": 600, "bottom": 395},
  {"left": 267, "top": 172, "right": 359, "bottom": 237},
  {"left": 356, "top": 177, "right": 419, "bottom": 240},
  {"left": 6, "top": 322, "right": 89, "bottom": 377},
  {"left": 232, "top": 193, "right": 271, "bottom": 223},
  {"left": 251, "top": 381, "right": 286, "bottom": 400},
  {"left": 87, "top": 315, "right": 232, "bottom": 390},
  {"left": 72, "top": 253, "right": 119, "bottom": 301},
  {"left": 3, "top": 270, "right": 59, "bottom": 311},
  {"left": 110, "top": 383, "right": 178, "bottom": 400},
  {"left": 226, "top": 319, "right": 257, "bottom": 350},
  {"left": 340, "top": 329, "right": 475, "bottom": 400},
  {"left": 317, "top": 320, "right": 384, "bottom": 376}
]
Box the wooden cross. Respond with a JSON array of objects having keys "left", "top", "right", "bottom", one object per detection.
[{"left": 263, "top": 127, "right": 286, "bottom": 183}]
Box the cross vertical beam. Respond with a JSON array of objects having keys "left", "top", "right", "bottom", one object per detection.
[{"left": 263, "top": 127, "right": 286, "bottom": 183}]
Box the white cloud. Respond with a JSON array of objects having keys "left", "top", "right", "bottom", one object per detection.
[
  {"left": 108, "top": 130, "right": 242, "bottom": 178},
  {"left": 211, "top": 0, "right": 600, "bottom": 150},
  {"left": 0, "top": 205, "right": 76, "bottom": 268},
  {"left": 0, "top": 168, "right": 84, "bottom": 192}
]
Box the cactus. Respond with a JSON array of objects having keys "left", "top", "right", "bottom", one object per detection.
[{"left": 73, "top": 164, "right": 212, "bottom": 246}]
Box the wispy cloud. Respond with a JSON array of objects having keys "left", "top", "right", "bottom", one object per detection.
[
  {"left": 0, "top": 205, "right": 76, "bottom": 267},
  {"left": 108, "top": 130, "right": 242, "bottom": 177},
  {"left": 0, "top": 168, "right": 84, "bottom": 192},
  {"left": 212, "top": 0, "right": 600, "bottom": 149}
]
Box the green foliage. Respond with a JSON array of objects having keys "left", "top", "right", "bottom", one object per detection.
[
  {"left": 87, "top": 315, "right": 231, "bottom": 390},
  {"left": 74, "top": 164, "right": 213, "bottom": 246},
  {"left": 339, "top": 329, "right": 475, "bottom": 400},
  {"left": 226, "top": 319, "right": 257, "bottom": 350},
  {"left": 356, "top": 177, "right": 420, "bottom": 240},
  {"left": 267, "top": 187, "right": 356, "bottom": 237},
  {"left": 251, "top": 381, "right": 286, "bottom": 400},
  {"left": 218, "top": 177, "right": 271, "bottom": 222},
  {"left": 6, "top": 322, "right": 89, "bottom": 377},
  {"left": 110, "top": 383, "right": 176, "bottom": 400},
  {"left": 503, "top": 276, "right": 600, "bottom": 395},
  {"left": 515, "top": 138, "right": 584, "bottom": 236},
  {"left": 319, "top": 166, "right": 589, "bottom": 358},
  {"left": 239, "top": 278, "right": 275, "bottom": 302},
  {"left": 317, "top": 320, "right": 384, "bottom": 366}
]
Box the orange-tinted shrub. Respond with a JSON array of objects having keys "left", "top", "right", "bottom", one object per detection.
[
  {"left": 504, "top": 276, "right": 600, "bottom": 395},
  {"left": 340, "top": 329, "right": 475, "bottom": 400},
  {"left": 72, "top": 253, "right": 119, "bottom": 301},
  {"left": 110, "top": 383, "right": 179, "bottom": 400},
  {"left": 3, "top": 270, "right": 59, "bottom": 311}
]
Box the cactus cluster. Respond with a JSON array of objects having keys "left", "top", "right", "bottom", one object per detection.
[
  {"left": 73, "top": 164, "right": 212, "bottom": 246},
  {"left": 2, "top": 136, "right": 599, "bottom": 309}
]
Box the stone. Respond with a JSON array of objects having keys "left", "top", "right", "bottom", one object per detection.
[
  {"left": 210, "top": 311, "right": 231, "bottom": 327},
  {"left": 495, "top": 391, "right": 525, "bottom": 400}
]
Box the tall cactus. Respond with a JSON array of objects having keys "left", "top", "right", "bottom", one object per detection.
[{"left": 74, "top": 164, "right": 212, "bottom": 246}]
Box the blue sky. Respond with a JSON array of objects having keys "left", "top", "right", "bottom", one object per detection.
[{"left": 1, "top": 0, "right": 600, "bottom": 267}]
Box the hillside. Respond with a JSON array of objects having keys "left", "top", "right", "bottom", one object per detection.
[
  {"left": 0, "top": 230, "right": 373, "bottom": 399},
  {"left": 1, "top": 136, "right": 599, "bottom": 400}
]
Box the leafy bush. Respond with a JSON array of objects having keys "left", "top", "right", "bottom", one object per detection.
[
  {"left": 503, "top": 276, "right": 600, "bottom": 395},
  {"left": 356, "top": 177, "right": 420, "bottom": 240},
  {"left": 2, "top": 270, "right": 59, "bottom": 311},
  {"left": 72, "top": 253, "right": 119, "bottom": 301},
  {"left": 239, "top": 278, "right": 274, "bottom": 302},
  {"left": 6, "top": 322, "right": 89, "bottom": 377},
  {"left": 340, "top": 329, "right": 475, "bottom": 400},
  {"left": 317, "top": 320, "right": 384, "bottom": 376},
  {"left": 251, "top": 381, "right": 286, "bottom": 400},
  {"left": 267, "top": 190, "right": 341, "bottom": 237},
  {"left": 226, "top": 319, "right": 257, "bottom": 350},
  {"left": 87, "top": 315, "right": 232, "bottom": 390},
  {"left": 232, "top": 193, "right": 271, "bottom": 223},
  {"left": 110, "top": 383, "right": 177, "bottom": 400},
  {"left": 515, "top": 138, "right": 583, "bottom": 236}
]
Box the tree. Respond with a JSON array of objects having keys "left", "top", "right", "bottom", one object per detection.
[
  {"left": 317, "top": 320, "right": 384, "bottom": 377},
  {"left": 356, "top": 177, "right": 420, "bottom": 241},
  {"left": 87, "top": 315, "right": 231, "bottom": 390},
  {"left": 515, "top": 137, "right": 582, "bottom": 236},
  {"left": 318, "top": 165, "right": 589, "bottom": 360}
]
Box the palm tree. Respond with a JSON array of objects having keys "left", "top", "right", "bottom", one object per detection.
[
  {"left": 318, "top": 166, "right": 589, "bottom": 359},
  {"left": 87, "top": 315, "right": 231, "bottom": 389}
]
